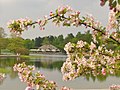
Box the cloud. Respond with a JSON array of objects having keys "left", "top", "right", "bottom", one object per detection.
[{"left": 0, "top": 0, "right": 16, "bottom": 4}]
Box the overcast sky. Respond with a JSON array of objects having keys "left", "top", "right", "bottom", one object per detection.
[{"left": 0, "top": 0, "right": 109, "bottom": 39}]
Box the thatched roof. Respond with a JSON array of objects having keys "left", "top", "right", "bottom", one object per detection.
[{"left": 38, "top": 44, "right": 60, "bottom": 52}]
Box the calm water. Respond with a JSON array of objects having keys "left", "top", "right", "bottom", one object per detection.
[{"left": 0, "top": 54, "right": 120, "bottom": 90}]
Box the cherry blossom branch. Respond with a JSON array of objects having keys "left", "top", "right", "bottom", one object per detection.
[
  {"left": 13, "top": 62, "right": 72, "bottom": 90},
  {"left": 8, "top": 14, "right": 120, "bottom": 45},
  {"left": 81, "top": 22, "right": 120, "bottom": 45},
  {"left": 51, "top": 14, "right": 120, "bottom": 45},
  {"left": 28, "top": 15, "right": 59, "bottom": 26}
]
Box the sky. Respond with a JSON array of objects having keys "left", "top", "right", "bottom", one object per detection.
[{"left": 0, "top": 0, "right": 109, "bottom": 39}]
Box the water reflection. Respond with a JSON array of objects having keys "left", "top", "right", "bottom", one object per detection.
[
  {"left": 32, "top": 60, "right": 64, "bottom": 70},
  {"left": 0, "top": 55, "right": 120, "bottom": 89}
]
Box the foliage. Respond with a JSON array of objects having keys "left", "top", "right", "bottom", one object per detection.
[
  {"left": 7, "top": 37, "right": 25, "bottom": 54},
  {"left": 15, "top": 47, "right": 29, "bottom": 55},
  {"left": 24, "top": 39, "right": 35, "bottom": 49},
  {"left": 6, "top": 37, "right": 33, "bottom": 55},
  {"left": 0, "top": 38, "right": 9, "bottom": 54},
  {"left": 7, "top": 18, "right": 33, "bottom": 35},
  {"left": 0, "top": 27, "right": 7, "bottom": 54},
  {"left": 0, "top": 27, "right": 6, "bottom": 38}
]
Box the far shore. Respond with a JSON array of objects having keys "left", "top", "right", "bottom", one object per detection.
[{"left": 0, "top": 54, "right": 20, "bottom": 57}]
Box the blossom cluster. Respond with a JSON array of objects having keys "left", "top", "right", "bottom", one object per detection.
[
  {"left": 13, "top": 62, "right": 57, "bottom": 90},
  {"left": 61, "top": 40, "right": 119, "bottom": 81},
  {"left": 0, "top": 73, "right": 5, "bottom": 81},
  {"left": 106, "top": 9, "right": 119, "bottom": 31},
  {"left": 8, "top": 18, "right": 33, "bottom": 35},
  {"left": 110, "top": 84, "right": 120, "bottom": 90},
  {"left": 84, "top": 14, "right": 101, "bottom": 30},
  {"left": 50, "top": 5, "right": 81, "bottom": 27},
  {"left": 37, "top": 16, "right": 48, "bottom": 30},
  {"left": 100, "top": 0, "right": 120, "bottom": 12},
  {"left": 61, "top": 86, "right": 72, "bottom": 90}
]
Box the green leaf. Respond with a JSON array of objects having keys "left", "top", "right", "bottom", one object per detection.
[
  {"left": 63, "top": 22, "right": 70, "bottom": 26},
  {"left": 56, "top": 9, "right": 58, "bottom": 14},
  {"left": 112, "top": 1, "right": 117, "bottom": 8},
  {"left": 33, "top": 25, "right": 35, "bottom": 28},
  {"left": 118, "top": 0, "right": 120, "bottom": 5},
  {"left": 52, "top": 19, "right": 57, "bottom": 22},
  {"left": 115, "top": 11, "right": 120, "bottom": 19},
  {"left": 109, "top": 0, "right": 114, "bottom": 5}
]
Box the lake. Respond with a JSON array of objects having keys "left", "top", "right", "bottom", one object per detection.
[{"left": 0, "top": 54, "right": 120, "bottom": 90}]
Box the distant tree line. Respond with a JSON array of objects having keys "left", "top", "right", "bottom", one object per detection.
[
  {"left": 0, "top": 27, "right": 118, "bottom": 55},
  {"left": 34, "top": 30, "right": 93, "bottom": 52}
]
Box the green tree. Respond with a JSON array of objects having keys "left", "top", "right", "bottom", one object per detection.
[
  {"left": 75, "top": 31, "right": 92, "bottom": 44},
  {"left": 42, "top": 36, "right": 50, "bottom": 45},
  {"left": 34, "top": 37, "right": 43, "bottom": 48},
  {"left": 0, "top": 27, "right": 7, "bottom": 54},
  {"left": 7, "top": 37, "right": 29, "bottom": 54},
  {"left": 64, "top": 33, "right": 74, "bottom": 44},
  {"left": 48, "top": 35, "right": 55, "bottom": 44},
  {"left": 0, "top": 38, "right": 9, "bottom": 54},
  {"left": 0, "top": 27, "right": 6, "bottom": 38},
  {"left": 24, "top": 39, "right": 34, "bottom": 49},
  {"left": 56, "top": 35, "right": 65, "bottom": 51}
]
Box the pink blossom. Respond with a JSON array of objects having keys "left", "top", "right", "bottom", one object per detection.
[
  {"left": 0, "top": 73, "right": 5, "bottom": 81},
  {"left": 110, "top": 84, "right": 120, "bottom": 90},
  {"left": 61, "top": 86, "right": 71, "bottom": 90},
  {"left": 101, "top": 68, "right": 106, "bottom": 75},
  {"left": 76, "top": 40, "right": 86, "bottom": 48},
  {"left": 50, "top": 11, "right": 54, "bottom": 16},
  {"left": 25, "top": 86, "right": 34, "bottom": 90},
  {"left": 100, "top": 0, "right": 105, "bottom": 6},
  {"left": 106, "top": 10, "right": 116, "bottom": 30},
  {"left": 90, "top": 42, "right": 96, "bottom": 50}
]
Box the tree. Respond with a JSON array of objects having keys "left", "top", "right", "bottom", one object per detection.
[
  {"left": 75, "top": 31, "right": 93, "bottom": 44},
  {"left": 7, "top": 37, "right": 29, "bottom": 55},
  {"left": 0, "top": 38, "right": 9, "bottom": 54},
  {"left": 0, "top": 27, "right": 6, "bottom": 38},
  {"left": 24, "top": 39, "right": 34, "bottom": 49},
  {"left": 15, "top": 47, "right": 29, "bottom": 55},
  {"left": 42, "top": 36, "right": 50, "bottom": 45},
  {"left": 48, "top": 35, "right": 55, "bottom": 44},
  {"left": 76, "top": 32, "right": 82, "bottom": 39},
  {"left": 64, "top": 33, "right": 74, "bottom": 43},
  {"left": 0, "top": 28, "right": 7, "bottom": 54},
  {"left": 53, "top": 35, "right": 65, "bottom": 52},
  {"left": 34, "top": 37, "right": 43, "bottom": 48}
]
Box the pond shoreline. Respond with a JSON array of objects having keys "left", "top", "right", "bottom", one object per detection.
[{"left": 0, "top": 54, "right": 20, "bottom": 57}]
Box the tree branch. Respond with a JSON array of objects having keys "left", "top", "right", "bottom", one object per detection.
[
  {"left": 81, "top": 23, "right": 120, "bottom": 45},
  {"left": 27, "top": 15, "right": 120, "bottom": 45}
]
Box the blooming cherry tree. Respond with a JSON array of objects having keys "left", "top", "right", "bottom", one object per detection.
[{"left": 6, "top": 0, "right": 120, "bottom": 90}]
